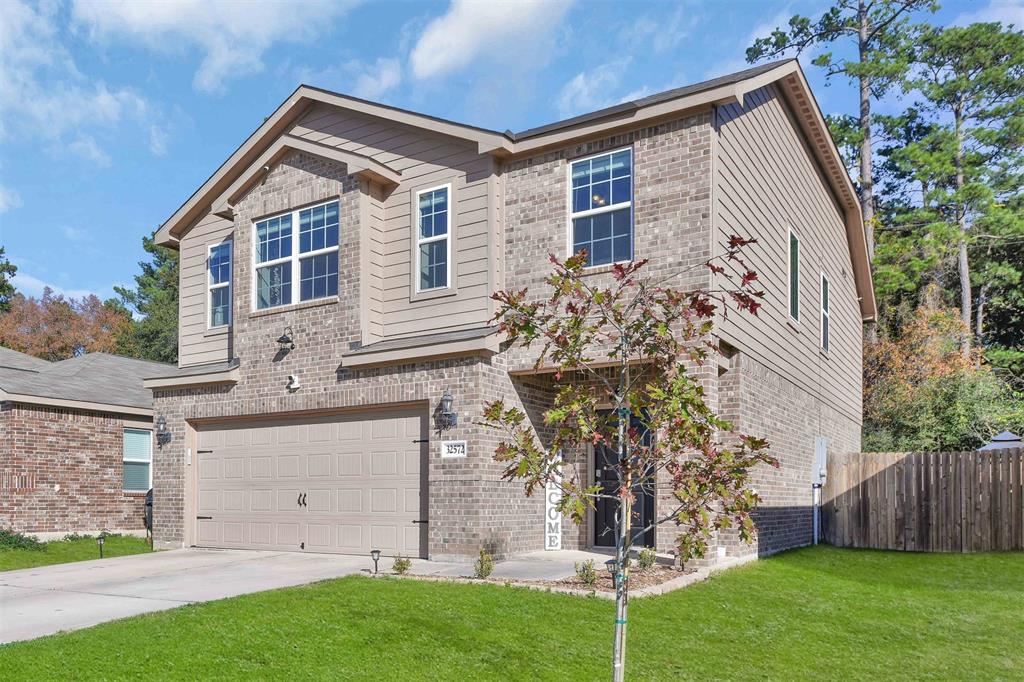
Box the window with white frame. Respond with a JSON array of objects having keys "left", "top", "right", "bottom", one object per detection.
[
  {"left": 570, "top": 149, "right": 633, "bottom": 268},
  {"left": 254, "top": 200, "right": 339, "bottom": 310},
  {"left": 820, "top": 272, "right": 830, "bottom": 352},
  {"left": 208, "top": 241, "right": 231, "bottom": 328},
  {"left": 788, "top": 229, "right": 801, "bottom": 322},
  {"left": 123, "top": 428, "right": 152, "bottom": 492},
  {"left": 416, "top": 185, "right": 450, "bottom": 291}
]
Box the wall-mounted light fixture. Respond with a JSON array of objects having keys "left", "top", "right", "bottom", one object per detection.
[
  {"left": 277, "top": 326, "right": 295, "bottom": 352},
  {"left": 438, "top": 388, "right": 457, "bottom": 430},
  {"left": 155, "top": 415, "right": 172, "bottom": 448}
]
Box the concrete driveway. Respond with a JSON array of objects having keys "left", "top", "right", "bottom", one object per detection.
[{"left": 0, "top": 549, "right": 374, "bottom": 644}]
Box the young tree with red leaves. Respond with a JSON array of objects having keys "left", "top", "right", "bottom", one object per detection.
[{"left": 481, "top": 239, "right": 776, "bottom": 681}]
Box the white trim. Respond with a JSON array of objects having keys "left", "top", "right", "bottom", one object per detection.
[
  {"left": 414, "top": 183, "right": 453, "bottom": 294},
  {"left": 787, "top": 227, "right": 801, "bottom": 324},
  {"left": 122, "top": 427, "right": 153, "bottom": 493},
  {"left": 566, "top": 146, "right": 634, "bottom": 269},
  {"left": 251, "top": 198, "right": 341, "bottom": 311},
  {"left": 820, "top": 270, "right": 830, "bottom": 353},
  {"left": 207, "top": 240, "right": 232, "bottom": 330}
]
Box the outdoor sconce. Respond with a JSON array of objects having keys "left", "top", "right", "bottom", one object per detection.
[
  {"left": 97, "top": 533, "right": 105, "bottom": 559},
  {"left": 277, "top": 326, "right": 295, "bottom": 352},
  {"left": 155, "top": 415, "right": 172, "bottom": 448},
  {"left": 370, "top": 549, "right": 382, "bottom": 574},
  {"left": 439, "top": 388, "right": 457, "bottom": 430}
]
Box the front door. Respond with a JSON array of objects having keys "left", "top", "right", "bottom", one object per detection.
[{"left": 593, "top": 413, "right": 655, "bottom": 548}]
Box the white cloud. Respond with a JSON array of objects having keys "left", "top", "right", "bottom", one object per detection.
[
  {"left": 0, "top": 185, "right": 21, "bottom": 214},
  {"left": 410, "top": 0, "right": 574, "bottom": 80},
  {"left": 954, "top": 0, "right": 1024, "bottom": 26},
  {"left": 67, "top": 135, "right": 111, "bottom": 166},
  {"left": 148, "top": 125, "right": 168, "bottom": 155},
  {"left": 0, "top": 0, "right": 155, "bottom": 165},
  {"left": 72, "top": 0, "right": 360, "bottom": 93},
  {"left": 12, "top": 271, "right": 101, "bottom": 300},
  {"left": 351, "top": 58, "right": 403, "bottom": 101},
  {"left": 61, "top": 226, "right": 88, "bottom": 241},
  {"left": 557, "top": 59, "right": 647, "bottom": 118},
  {"left": 622, "top": 4, "right": 701, "bottom": 55}
]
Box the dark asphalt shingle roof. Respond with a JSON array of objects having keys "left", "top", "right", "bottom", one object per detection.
[{"left": 0, "top": 348, "right": 177, "bottom": 411}]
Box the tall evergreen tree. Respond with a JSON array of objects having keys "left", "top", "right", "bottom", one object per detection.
[
  {"left": 0, "top": 246, "right": 17, "bottom": 313},
  {"left": 904, "top": 22, "right": 1024, "bottom": 356},
  {"left": 115, "top": 236, "right": 180, "bottom": 363}
]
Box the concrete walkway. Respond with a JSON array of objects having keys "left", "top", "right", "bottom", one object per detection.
[{"left": 0, "top": 548, "right": 611, "bottom": 644}]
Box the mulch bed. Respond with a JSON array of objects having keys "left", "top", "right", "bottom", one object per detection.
[{"left": 523, "top": 564, "right": 694, "bottom": 593}]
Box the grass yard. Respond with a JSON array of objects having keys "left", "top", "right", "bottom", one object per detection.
[
  {"left": 0, "top": 546, "right": 1021, "bottom": 680},
  {"left": 0, "top": 535, "right": 152, "bottom": 572}
]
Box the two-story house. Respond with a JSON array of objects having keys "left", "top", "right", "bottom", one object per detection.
[{"left": 144, "top": 59, "right": 874, "bottom": 564}]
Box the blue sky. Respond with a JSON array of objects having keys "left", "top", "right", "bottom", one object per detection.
[{"left": 0, "top": 0, "right": 1018, "bottom": 302}]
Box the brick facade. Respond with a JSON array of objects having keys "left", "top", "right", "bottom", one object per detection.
[
  {"left": 0, "top": 402, "right": 147, "bottom": 535},
  {"left": 152, "top": 108, "right": 862, "bottom": 564}
]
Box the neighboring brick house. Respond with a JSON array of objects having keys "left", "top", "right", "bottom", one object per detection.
[
  {"left": 0, "top": 348, "right": 175, "bottom": 538},
  {"left": 145, "top": 59, "right": 875, "bottom": 564}
]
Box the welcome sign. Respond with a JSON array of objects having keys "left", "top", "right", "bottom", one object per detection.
[{"left": 545, "top": 455, "right": 562, "bottom": 550}]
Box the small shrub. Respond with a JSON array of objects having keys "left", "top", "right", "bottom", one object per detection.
[
  {"left": 473, "top": 548, "right": 494, "bottom": 579},
  {"left": 575, "top": 559, "right": 597, "bottom": 588},
  {"left": 637, "top": 547, "right": 657, "bottom": 571},
  {"left": 0, "top": 528, "right": 43, "bottom": 551},
  {"left": 392, "top": 554, "right": 412, "bottom": 575}
]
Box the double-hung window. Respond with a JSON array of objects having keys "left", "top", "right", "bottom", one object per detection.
[
  {"left": 570, "top": 148, "right": 633, "bottom": 268},
  {"left": 415, "top": 185, "right": 450, "bottom": 292},
  {"left": 820, "top": 272, "right": 830, "bottom": 352},
  {"left": 788, "top": 228, "right": 801, "bottom": 322},
  {"left": 254, "top": 200, "right": 339, "bottom": 310},
  {"left": 208, "top": 241, "right": 231, "bottom": 328},
  {"left": 123, "top": 428, "right": 153, "bottom": 493}
]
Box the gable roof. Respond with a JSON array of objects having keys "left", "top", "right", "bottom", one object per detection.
[
  {"left": 154, "top": 58, "right": 874, "bottom": 320},
  {"left": 0, "top": 350, "right": 177, "bottom": 415}
]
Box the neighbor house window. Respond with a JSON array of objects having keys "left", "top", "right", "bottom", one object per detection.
[
  {"left": 254, "top": 200, "right": 339, "bottom": 309},
  {"left": 123, "top": 428, "right": 152, "bottom": 493},
  {"left": 415, "top": 185, "right": 450, "bottom": 292},
  {"left": 820, "top": 272, "right": 830, "bottom": 352},
  {"left": 208, "top": 241, "right": 232, "bottom": 328},
  {"left": 570, "top": 148, "right": 632, "bottom": 267},
  {"left": 788, "top": 229, "right": 800, "bottom": 322}
]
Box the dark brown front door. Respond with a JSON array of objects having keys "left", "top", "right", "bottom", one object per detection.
[{"left": 593, "top": 412, "right": 655, "bottom": 548}]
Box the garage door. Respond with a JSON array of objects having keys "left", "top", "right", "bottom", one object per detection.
[{"left": 194, "top": 408, "right": 428, "bottom": 558}]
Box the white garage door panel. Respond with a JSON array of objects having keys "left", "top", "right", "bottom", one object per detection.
[{"left": 195, "top": 409, "right": 427, "bottom": 557}]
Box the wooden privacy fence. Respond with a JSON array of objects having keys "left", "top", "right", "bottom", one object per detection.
[{"left": 821, "top": 449, "right": 1024, "bottom": 552}]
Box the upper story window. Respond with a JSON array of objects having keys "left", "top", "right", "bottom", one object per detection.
[
  {"left": 570, "top": 148, "right": 632, "bottom": 268},
  {"left": 788, "top": 228, "right": 800, "bottom": 323},
  {"left": 254, "top": 200, "right": 339, "bottom": 310},
  {"left": 123, "top": 428, "right": 152, "bottom": 493},
  {"left": 208, "top": 241, "right": 232, "bottom": 328},
  {"left": 416, "top": 185, "right": 450, "bottom": 292},
  {"left": 820, "top": 272, "right": 830, "bottom": 352}
]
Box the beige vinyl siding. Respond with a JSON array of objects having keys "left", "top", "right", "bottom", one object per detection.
[
  {"left": 291, "top": 104, "right": 495, "bottom": 339},
  {"left": 178, "top": 212, "right": 234, "bottom": 367},
  {"left": 714, "top": 84, "right": 862, "bottom": 422},
  {"left": 359, "top": 180, "right": 386, "bottom": 344}
]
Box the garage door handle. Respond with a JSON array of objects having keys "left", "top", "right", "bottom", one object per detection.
[
  {"left": 297, "top": 492, "right": 302, "bottom": 507},
  {"left": 301, "top": 493, "right": 307, "bottom": 507}
]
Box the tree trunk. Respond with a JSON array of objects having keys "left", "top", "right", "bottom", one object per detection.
[
  {"left": 954, "top": 103, "right": 971, "bottom": 358},
  {"left": 975, "top": 282, "right": 987, "bottom": 368},
  {"left": 859, "top": 1, "right": 879, "bottom": 344},
  {"left": 611, "top": 359, "right": 632, "bottom": 682}
]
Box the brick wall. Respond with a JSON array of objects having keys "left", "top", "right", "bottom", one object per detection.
[{"left": 0, "top": 402, "right": 147, "bottom": 534}]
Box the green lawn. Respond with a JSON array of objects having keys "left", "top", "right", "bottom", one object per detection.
[
  {"left": 0, "top": 535, "right": 152, "bottom": 572},
  {"left": 1, "top": 546, "right": 1021, "bottom": 680}
]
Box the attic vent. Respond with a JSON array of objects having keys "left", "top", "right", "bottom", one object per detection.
[{"left": 1, "top": 472, "right": 36, "bottom": 491}]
